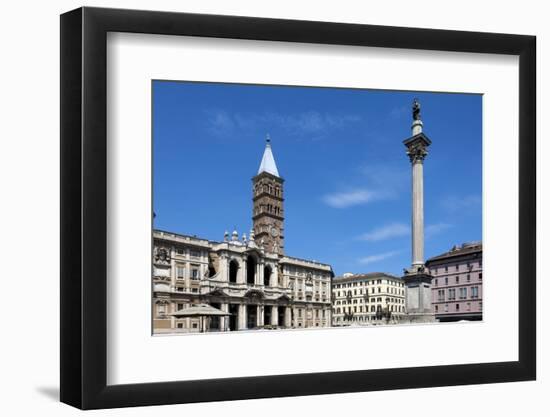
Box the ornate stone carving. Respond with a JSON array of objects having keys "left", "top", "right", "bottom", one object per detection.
[
  {"left": 153, "top": 246, "right": 171, "bottom": 264},
  {"left": 406, "top": 141, "right": 428, "bottom": 163}
]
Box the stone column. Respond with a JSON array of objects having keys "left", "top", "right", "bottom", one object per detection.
[
  {"left": 238, "top": 304, "right": 247, "bottom": 330},
  {"left": 257, "top": 305, "right": 264, "bottom": 327},
  {"left": 285, "top": 307, "right": 291, "bottom": 327},
  {"left": 243, "top": 259, "right": 248, "bottom": 284},
  {"left": 411, "top": 157, "right": 424, "bottom": 268},
  {"left": 404, "top": 115, "right": 430, "bottom": 271},
  {"left": 170, "top": 248, "right": 176, "bottom": 288},
  {"left": 272, "top": 266, "right": 277, "bottom": 288},
  {"left": 257, "top": 262, "right": 263, "bottom": 286},
  {"left": 402, "top": 99, "right": 435, "bottom": 323},
  {"left": 271, "top": 305, "right": 279, "bottom": 326},
  {"left": 220, "top": 303, "right": 228, "bottom": 331},
  {"left": 220, "top": 255, "right": 228, "bottom": 282}
]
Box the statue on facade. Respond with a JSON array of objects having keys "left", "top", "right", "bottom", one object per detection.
[
  {"left": 153, "top": 247, "right": 170, "bottom": 264},
  {"left": 412, "top": 98, "right": 421, "bottom": 121}
]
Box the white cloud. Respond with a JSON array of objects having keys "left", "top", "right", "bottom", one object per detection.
[
  {"left": 358, "top": 223, "right": 409, "bottom": 242},
  {"left": 206, "top": 109, "right": 362, "bottom": 138},
  {"left": 322, "top": 189, "right": 387, "bottom": 209},
  {"left": 389, "top": 105, "right": 409, "bottom": 120},
  {"left": 358, "top": 250, "right": 400, "bottom": 265},
  {"left": 360, "top": 164, "right": 408, "bottom": 190},
  {"left": 441, "top": 194, "right": 481, "bottom": 214},
  {"left": 425, "top": 222, "right": 452, "bottom": 237},
  {"left": 207, "top": 110, "right": 235, "bottom": 136},
  {"left": 356, "top": 222, "right": 451, "bottom": 241}
]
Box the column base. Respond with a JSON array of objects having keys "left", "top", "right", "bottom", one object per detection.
[{"left": 403, "top": 271, "right": 434, "bottom": 320}]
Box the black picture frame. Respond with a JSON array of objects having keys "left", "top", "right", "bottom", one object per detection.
[{"left": 60, "top": 6, "right": 536, "bottom": 410}]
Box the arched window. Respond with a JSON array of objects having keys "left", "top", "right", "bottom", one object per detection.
[
  {"left": 247, "top": 256, "right": 257, "bottom": 285},
  {"left": 264, "top": 265, "right": 272, "bottom": 286},
  {"left": 208, "top": 265, "right": 216, "bottom": 278},
  {"left": 229, "top": 260, "right": 238, "bottom": 283}
]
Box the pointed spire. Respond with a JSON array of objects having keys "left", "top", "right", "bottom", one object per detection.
[{"left": 257, "top": 134, "right": 280, "bottom": 177}]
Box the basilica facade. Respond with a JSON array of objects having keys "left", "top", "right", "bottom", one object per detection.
[{"left": 153, "top": 139, "right": 333, "bottom": 333}]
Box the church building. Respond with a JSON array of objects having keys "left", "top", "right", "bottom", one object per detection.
[{"left": 153, "top": 138, "right": 334, "bottom": 333}]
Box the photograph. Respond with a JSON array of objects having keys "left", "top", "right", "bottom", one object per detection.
[{"left": 151, "top": 81, "right": 483, "bottom": 334}]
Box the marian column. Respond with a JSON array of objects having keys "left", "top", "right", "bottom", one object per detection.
[{"left": 402, "top": 99, "right": 435, "bottom": 322}]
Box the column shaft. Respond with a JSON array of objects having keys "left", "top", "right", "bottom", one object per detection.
[{"left": 411, "top": 160, "right": 424, "bottom": 267}]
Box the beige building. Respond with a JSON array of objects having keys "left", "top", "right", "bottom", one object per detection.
[
  {"left": 331, "top": 273, "right": 406, "bottom": 326},
  {"left": 153, "top": 138, "right": 333, "bottom": 333}
]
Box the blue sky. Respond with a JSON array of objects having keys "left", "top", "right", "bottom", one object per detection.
[{"left": 153, "top": 81, "right": 482, "bottom": 277}]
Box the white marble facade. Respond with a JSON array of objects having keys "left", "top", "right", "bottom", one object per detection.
[{"left": 152, "top": 230, "right": 333, "bottom": 333}]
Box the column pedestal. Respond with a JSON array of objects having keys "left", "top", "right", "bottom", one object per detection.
[{"left": 402, "top": 272, "right": 435, "bottom": 323}]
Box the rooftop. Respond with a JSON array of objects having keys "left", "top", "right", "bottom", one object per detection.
[
  {"left": 333, "top": 272, "right": 400, "bottom": 283},
  {"left": 426, "top": 241, "right": 483, "bottom": 263}
]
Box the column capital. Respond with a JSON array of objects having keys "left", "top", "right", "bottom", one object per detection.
[
  {"left": 407, "top": 143, "right": 428, "bottom": 163},
  {"left": 403, "top": 133, "right": 432, "bottom": 164}
]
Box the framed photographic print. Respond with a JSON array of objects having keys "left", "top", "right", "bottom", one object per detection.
[{"left": 60, "top": 6, "right": 536, "bottom": 410}]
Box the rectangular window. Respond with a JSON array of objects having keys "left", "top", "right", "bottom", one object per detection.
[
  {"left": 467, "top": 274, "right": 470, "bottom": 282},
  {"left": 177, "top": 303, "right": 184, "bottom": 310},
  {"left": 479, "top": 272, "right": 482, "bottom": 280},
  {"left": 177, "top": 323, "right": 184, "bottom": 328},
  {"left": 176, "top": 266, "right": 185, "bottom": 280},
  {"left": 455, "top": 304, "right": 460, "bottom": 311},
  {"left": 471, "top": 286, "right": 479, "bottom": 298},
  {"left": 456, "top": 276, "right": 459, "bottom": 283},
  {"left": 191, "top": 268, "right": 200, "bottom": 280}
]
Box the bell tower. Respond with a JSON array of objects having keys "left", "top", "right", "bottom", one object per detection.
[{"left": 252, "top": 136, "right": 285, "bottom": 254}]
